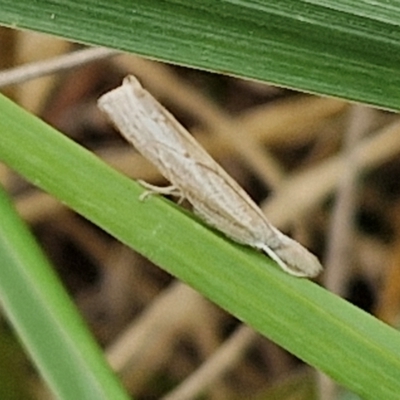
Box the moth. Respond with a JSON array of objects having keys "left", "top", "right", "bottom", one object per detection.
[{"left": 98, "top": 76, "right": 322, "bottom": 277}]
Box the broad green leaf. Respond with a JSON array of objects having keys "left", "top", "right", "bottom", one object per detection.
[
  {"left": 0, "top": 85, "right": 399, "bottom": 400},
  {"left": 0, "top": 1, "right": 400, "bottom": 109}
]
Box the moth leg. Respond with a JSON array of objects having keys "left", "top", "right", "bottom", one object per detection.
[{"left": 137, "top": 180, "right": 185, "bottom": 203}]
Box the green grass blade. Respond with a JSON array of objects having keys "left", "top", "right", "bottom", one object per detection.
[
  {"left": 0, "top": 89, "right": 400, "bottom": 398},
  {"left": 0, "top": 188, "right": 130, "bottom": 399},
  {"left": 1, "top": 1, "right": 400, "bottom": 110}
]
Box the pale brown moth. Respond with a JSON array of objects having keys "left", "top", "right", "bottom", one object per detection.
[{"left": 98, "top": 76, "right": 322, "bottom": 277}]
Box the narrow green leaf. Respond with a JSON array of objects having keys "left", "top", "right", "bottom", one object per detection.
[
  {"left": 0, "top": 187, "right": 129, "bottom": 398},
  {"left": 0, "top": 87, "right": 399, "bottom": 399}
]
